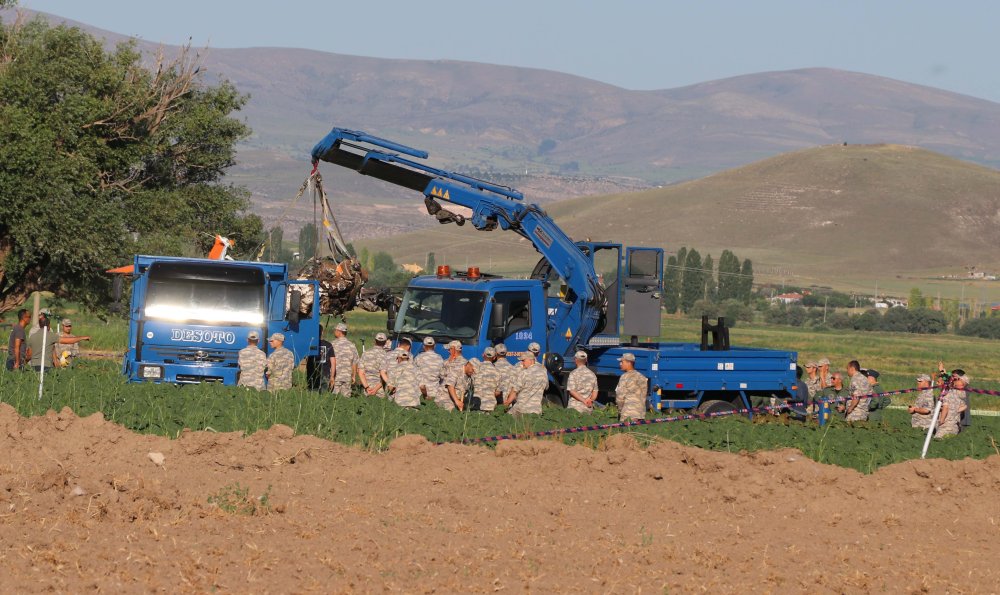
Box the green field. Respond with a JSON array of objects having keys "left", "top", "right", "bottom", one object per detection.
[{"left": 2, "top": 309, "right": 998, "bottom": 473}]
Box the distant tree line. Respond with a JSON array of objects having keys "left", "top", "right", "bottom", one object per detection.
[
  {"left": 763, "top": 304, "right": 949, "bottom": 334},
  {"left": 663, "top": 248, "right": 754, "bottom": 320}
]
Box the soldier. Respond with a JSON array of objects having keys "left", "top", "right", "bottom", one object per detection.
[
  {"left": 265, "top": 333, "right": 295, "bottom": 391},
  {"left": 493, "top": 343, "right": 515, "bottom": 396},
  {"left": 948, "top": 372, "right": 971, "bottom": 432},
  {"left": 566, "top": 351, "right": 598, "bottom": 413},
  {"left": 54, "top": 319, "right": 89, "bottom": 368},
  {"left": 824, "top": 372, "right": 850, "bottom": 413},
  {"left": 615, "top": 352, "right": 648, "bottom": 422},
  {"left": 817, "top": 357, "right": 833, "bottom": 391},
  {"left": 237, "top": 331, "right": 267, "bottom": 390},
  {"left": 437, "top": 340, "right": 467, "bottom": 411},
  {"left": 358, "top": 332, "right": 390, "bottom": 396},
  {"left": 503, "top": 351, "right": 548, "bottom": 415},
  {"left": 330, "top": 322, "right": 359, "bottom": 396},
  {"left": 386, "top": 351, "right": 421, "bottom": 408},
  {"left": 446, "top": 360, "right": 474, "bottom": 411},
  {"left": 936, "top": 378, "right": 967, "bottom": 438},
  {"left": 382, "top": 336, "right": 412, "bottom": 386},
  {"left": 843, "top": 360, "right": 871, "bottom": 422},
  {"left": 414, "top": 337, "right": 444, "bottom": 400},
  {"left": 804, "top": 362, "right": 821, "bottom": 410},
  {"left": 472, "top": 347, "right": 502, "bottom": 412},
  {"left": 908, "top": 374, "right": 935, "bottom": 429}
]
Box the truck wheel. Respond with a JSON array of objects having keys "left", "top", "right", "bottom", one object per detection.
[{"left": 698, "top": 400, "right": 738, "bottom": 415}]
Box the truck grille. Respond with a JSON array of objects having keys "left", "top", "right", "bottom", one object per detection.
[{"left": 147, "top": 346, "right": 234, "bottom": 365}]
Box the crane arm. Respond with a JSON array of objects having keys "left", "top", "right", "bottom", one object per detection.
[{"left": 310, "top": 127, "right": 604, "bottom": 355}]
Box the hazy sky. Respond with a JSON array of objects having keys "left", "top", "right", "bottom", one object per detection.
[{"left": 16, "top": 0, "right": 1000, "bottom": 103}]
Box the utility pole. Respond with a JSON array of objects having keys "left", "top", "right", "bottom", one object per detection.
[{"left": 823, "top": 296, "right": 829, "bottom": 323}]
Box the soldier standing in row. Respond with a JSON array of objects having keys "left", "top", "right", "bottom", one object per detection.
[
  {"left": 265, "top": 333, "right": 295, "bottom": 391},
  {"left": 908, "top": 374, "right": 935, "bottom": 429},
  {"left": 471, "top": 347, "right": 502, "bottom": 412},
  {"left": 504, "top": 351, "right": 548, "bottom": 415},
  {"left": 566, "top": 351, "right": 598, "bottom": 414},
  {"left": 414, "top": 337, "right": 444, "bottom": 400},
  {"left": 445, "top": 359, "right": 473, "bottom": 411},
  {"left": 382, "top": 336, "right": 411, "bottom": 386},
  {"left": 493, "top": 343, "right": 515, "bottom": 397},
  {"left": 936, "top": 377, "right": 967, "bottom": 438},
  {"left": 358, "top": 332, "right": 389, "bottom": 396},
  {"left": 615, "top": 352, "right": 648, "bottom": 422},
  {"left": 436, "top": 340, "right": 467, "bottom": 411},
  {"left": 386, "top": 350, "right": 421, "bottom": 408},
  {"left": 803, "top": 362, "right": 821, "bottom": 412},
  {"left": 330, "top": 322, "right": 359, "bottom": 396},
  {"left": 237, "top": 331, "right": 267, "bottom": 390},
  {"left": 844, "top": 360, "right": 871, "bottom": 422}
]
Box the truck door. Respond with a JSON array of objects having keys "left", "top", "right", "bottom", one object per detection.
[
  {"left": 267, "top": 280, "right": 317, "bottom": 359},
  {"left": 623, "top": 247, "right": 663, "bottom": 339},
  {"left": 492, "top": 290, "right": 536, "bottom": 358}
]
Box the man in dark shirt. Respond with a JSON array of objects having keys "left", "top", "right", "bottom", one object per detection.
[
  {"left": 306, "top": 325, "right": 334, "bottom": 391},
  {"left": 5, "top": 309, "right": 30, "bottom": 370}
]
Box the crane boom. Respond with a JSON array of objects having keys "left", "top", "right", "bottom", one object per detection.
[{"left": 310, "top": 127, "right": 604, "bottom": 357}]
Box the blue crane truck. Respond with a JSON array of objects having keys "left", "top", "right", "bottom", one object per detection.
[
  {"left": 122, "top": 255, "right": 320, "bottom": 384},
  {"left": 311, "top": 128, "right": 800, "bottom": 414}
]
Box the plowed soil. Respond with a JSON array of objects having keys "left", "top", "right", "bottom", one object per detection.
[{"left": 2, "top": 403, "right": 998, "bottom": 593}]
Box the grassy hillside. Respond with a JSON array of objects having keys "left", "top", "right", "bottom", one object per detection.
[{"left": 359, "top": 144, "right": 1000, "bottom": 299}]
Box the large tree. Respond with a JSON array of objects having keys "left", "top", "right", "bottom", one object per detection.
[
  {"left": 662, "top": 255, "right": 679, "bottom": 314},
  {"left": 716, "top": 249, "right": 741, "bottom": 301},
  {"left": 680, "top": 249, "right": 703, "bottom": 313},
  {"left": 0, "top": 18, "right": 261, "bottom": 312}
]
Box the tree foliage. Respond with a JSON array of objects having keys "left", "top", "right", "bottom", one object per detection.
[
  {"left": 680, "top": 249, "right": 702, "bottom": 313},
  {"left": 738, "top": 259, "right": 754, "bottom": 304},
  {"left": 0, "top": 20, "right": 260, "bottom": 312},
  {"left": 298, "top": 223, "right": 317, "bottom": 261},
  {"left": 663, "top": 254, "right": 679, "bottom": 314},
  {"left": 716, "top": 250, "right": 740, "bottom": 301}
]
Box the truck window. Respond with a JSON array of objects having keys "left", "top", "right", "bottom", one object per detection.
[
  {"left": 628, "top": 250, "right": 660, "bottom": 278},
  {"left": 494, "top": 291, "right": 531, "bottom": 335},
  {"left": 395, "top": 288, "right": 486, "bottom": 341},
  {"left": 144, "top": 262, "right": 265, "bottom": 325}
]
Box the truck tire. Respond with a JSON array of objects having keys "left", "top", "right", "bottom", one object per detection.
[{"left": 698, "top": 399, "right": 738, "bottom": 416}]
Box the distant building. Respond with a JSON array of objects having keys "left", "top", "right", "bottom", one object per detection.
[
  {"left": 401, "top": 263, "right": 424, "bottom": 275},
  {"left": 771, "top": 292, "right": 803, "bottom": 305}
]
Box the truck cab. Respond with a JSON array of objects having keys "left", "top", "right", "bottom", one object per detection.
[{"left": 123, "top": 255, "right": 320, "bottom": 384}]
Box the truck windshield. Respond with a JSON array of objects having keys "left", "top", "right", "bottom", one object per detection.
[
  {"left": 395, "top": 288, "right": 486, "bottom": 341},
  {"left": 144, "top": 262, "right": 265, "bottom": 326}
]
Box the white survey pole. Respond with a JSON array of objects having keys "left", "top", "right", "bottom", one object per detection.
[
  {"left": 920, "top": 398, "right": 944, "bottom": 459},
  {"left": 37, "top": 324, "right": 48, "bottom": 401}
]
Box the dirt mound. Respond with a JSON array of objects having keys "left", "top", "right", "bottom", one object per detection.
[{"left": 1, "top": 403, "right": 998, "bottom": 592}]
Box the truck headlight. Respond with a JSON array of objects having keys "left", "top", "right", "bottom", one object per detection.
[{"left": 140, "top": 365, "right": 163, "bottom": 379}]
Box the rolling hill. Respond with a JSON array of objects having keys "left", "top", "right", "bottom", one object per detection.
[{"left": 358, "top": 144, "right": 1000, "bottom": 298}]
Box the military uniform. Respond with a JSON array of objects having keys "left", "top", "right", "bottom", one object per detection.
[
  {"left": 472, "top": 360, "right": 501, "bottom": 412},
  {"left": 866, "top": 381, "right": 885, "bottom": 422},
  {"left": 330, "top": 337, "right": 359, "bottom": 396},
  {"left": 387, "top": 360, "right": 421, "bottom": 408},
  {"left": 237, "top": 345, "right": 267, "bottom": 390},
  {"left": 936, "top": 391, "right": 963, "bottom": 437},
  {"left": 566, "top": 366, "right": 598, "bottom": 413},
  {"left": 266, "top": 347, "right": 295, "bottom": 391},
  {"left": 911, "top": 389, "right": 936, "bottom": 429},
  {"left": 820, "top": 386, "right": 850, "bottom": 413},
  {"left": 414, "top": 350, "right": 445, "bottom": 396},
  {"left": 358, "top": 347, "right": 389, "bottom": 396},
  {"left": 805, "top": 375, "right": 822, "bottom": 402},
  {"left": 55, "top": 331, "right": 80, "bottom": 367},
  {"left": 845, "top": 372, "right": 871, "bottom": 422},
  {"left": 509, "top": 362, "right": 548, "bottom": 415},
  {"left": 494, "top": 357, "right": 516, "bottom": 396},
  {"left": 437, "top": 355, "right": 468, "bottom": 411},
  {"left": 616, "top": 369, "right": 648, "bottom": 422}
]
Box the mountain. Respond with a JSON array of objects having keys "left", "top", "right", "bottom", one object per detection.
[{"left": 358, "top": 144, "right": 1000, "bottom": 297}]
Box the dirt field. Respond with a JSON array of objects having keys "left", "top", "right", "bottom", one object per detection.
[{"left": 2, "top": 403, "right": 998, "bottom": 593}]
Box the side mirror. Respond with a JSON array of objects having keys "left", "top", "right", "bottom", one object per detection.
[
  {"left": 386, "top": 300, "right": 398, "bottom": 331},
  {"left": 286, "top": 289, "right": 301, "bottom": 323},
  {"left": 487, "top": 302, "right": 505, "bottom": 340}
]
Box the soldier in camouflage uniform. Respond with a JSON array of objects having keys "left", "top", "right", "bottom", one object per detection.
[
  {"left": 615, "top": 352, "right": 648, "bottom": 422},
  {"left": 414, "top": 337, "right": 444, "bottom": 400},
  {"left": 909, "top": 374, "right": 936, "bottom": 429},
  {"left": 386, "top": 351, "right": 421, "bottom": 408},
  {"left": 446, "top": 359, "right": 474, "bottom": 411},
  {"left": 503, "top": 352, "right": 548, "bottom": 415},
  {"left": 493, "top": 343, "right": 515, "bottom": 397},
  {"left": 237, "top": 331, "right": 267, "bottom": 390},
  {"left": 382, "top": 337, "right": 411, "bottom": 385},
  {"left": 265, "top": 332, "right": 295, "bottom": 391},
  {"left": 844, "top": 360, "right": 871, "bottom": 422},
  {"left": 803, "top": 362, "right": 821, "bottom": 412},
  {"left": 566, "top": 351, "right": 598, "bottom": 413},
  {"left": 437, "top": 340, "right": 467, "bottom": 411},
  {"left": 330, "top": 322, "right": 359, "bottom": 396},
  {"left": 358, "top": 332, "right": 390, "bottom": 397},
  {"left": 471, "top": 347, "right": 502, "bottom": 412},
  {"left": 936, "top": 382, "right": 966, "bottom": 438}
]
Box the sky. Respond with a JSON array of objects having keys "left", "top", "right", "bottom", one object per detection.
[{"left": 13, "top": 0, "right": 1000, "bottom": 103}]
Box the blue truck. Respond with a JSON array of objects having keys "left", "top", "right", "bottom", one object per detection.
[
  {"left": 311, "top": 128, "right": 800, "bottom": 414},
  {"left": 122, "top": 255, "right": 320, "bottom": 384}
]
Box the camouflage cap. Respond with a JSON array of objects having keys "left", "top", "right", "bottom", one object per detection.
[
  {"left": 617, "top": 352, "right": 636, "bottom": 363},
  {"left": 519, "top": 352, "right": 536, "bottom": 361},
  {"left": 483, "top": 347, "right": 496, "bottom": 358},
  {"left": 805, "top": 361, "right": 818, "bottom": 368},
  {"left": 61, "top": 318, "right": 73, "bottom": 327},
  {"left": 447, "top": 340, "right": 462, "bottom": 350},
  {"left": 396, "top": 350, "right": 411, "bottom": 360},
  {"left": 423, "top": 337, "right": 435, "bottom": 346},
  {"left": 375, "top": 332, "right": 387, "bottom": 342},
  {"left": 574, "top": 350, "right": 588, "bottom": 361},
  {"left": 527, "top": 342, "right": 541, "bottom": 353},
  {"left": 397, "top": 336, "right": 412, "bottom": 345},
  {"left": 247, "top": 331, "right": 259, "bottom": 340},
  {"left": 916, "top": 373, "right": 932, "bottom": 382},
  {"left": 818, "top": 358, "right": 831, "bottom": 366},
  {"left": 335, "top": 322, "right": 348, "bottom": 332},
  {"left": 495, "top": 343, "right": 507, "bottom": 355},
  {"left": 268, "top": 332, "right": 285, "bottom": 342}
]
